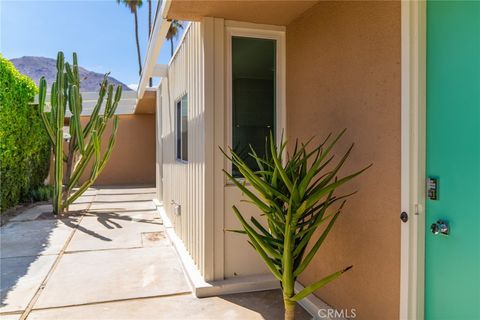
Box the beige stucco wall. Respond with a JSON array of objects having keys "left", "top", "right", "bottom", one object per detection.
[
  {"left": 286, "top": 1, "right": 401, "bottom": 319},
  {"left": 79, "top": 114, "right": 156, "bottom": 186}
]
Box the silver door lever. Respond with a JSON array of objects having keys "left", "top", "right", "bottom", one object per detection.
[{"left": 430, "top": 220, "right": 449, "bottom": 235}]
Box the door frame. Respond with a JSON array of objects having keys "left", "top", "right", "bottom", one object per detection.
[
  {"left": 224, "top": 20, "right": 287, "bottom": 177},
  {"left": 399, "top": 1, "right": 426, "bottom": 319}
]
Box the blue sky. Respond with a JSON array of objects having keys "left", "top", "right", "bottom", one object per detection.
[{"left": 1, "top": 0, "right": 184, "bottom": 88}]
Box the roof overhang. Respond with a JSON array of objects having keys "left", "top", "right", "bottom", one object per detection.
[
  {"left": 138, "top": 0, "right": 319, "bottom": 105},
  {"left": 152, "top": 64, "right": 168, "bottom": 77},
  {"left": 167, "top": 0, "right": 319, "bottom": 25},
  {"left": 137, "top": 0, "right": 172, "bottom": 101}
]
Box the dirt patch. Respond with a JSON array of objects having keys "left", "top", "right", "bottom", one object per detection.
[
  {"left": 144, "top": 232, "right": 166, "bottom": 242},
  {"left": 141, "top": 231, "right": 168, "bottom": 247},
  {"left": 0, "top": 201, "right": 50, "bottom": 226}
]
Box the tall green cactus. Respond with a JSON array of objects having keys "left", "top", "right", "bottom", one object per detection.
[{"left": 38, "top": 52, "right": 122, "bottom": 214}]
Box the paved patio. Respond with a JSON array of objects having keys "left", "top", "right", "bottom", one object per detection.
[{"left": 0, "top": 187, "right": 311, "bottom": 320}]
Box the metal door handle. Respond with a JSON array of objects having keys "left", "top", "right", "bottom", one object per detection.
[{"left": 430, "top": 220, "right": 449, "bottom": 235}]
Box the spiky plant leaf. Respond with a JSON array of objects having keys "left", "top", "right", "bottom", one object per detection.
[{"left": 222, "top": 131, "right": 370, "bottom": 320}]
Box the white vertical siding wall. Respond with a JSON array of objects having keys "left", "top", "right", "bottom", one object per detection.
[
  {"left": 158, "top": 18, "right": 273, "bottom": 281},
  {"left": 160, "top": 21, "right": 215, "bottom": 279}
]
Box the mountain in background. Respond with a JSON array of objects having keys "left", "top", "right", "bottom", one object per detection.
[{"left": 10, "top": 56, "right": 133, "bottom": 92}]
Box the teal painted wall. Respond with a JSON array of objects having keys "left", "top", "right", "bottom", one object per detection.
[{"left": 426, "top": 1, "right": 480, "bottom": 319}]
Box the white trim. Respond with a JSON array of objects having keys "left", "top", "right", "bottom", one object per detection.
[
  {"left": 212, "top": 17, "right": 226, "bottom": 281},
  {"left": 400, "top": 1, "right": 411, "bottom": 317},
  {"left": 294, "top": 282, "right": 347, "bottom": 320},
  {"left": 202, "top": 17, "right": 216, "bottom": 282},
  {"left": 154, "top": 198, "right": 339, "bottom": 317},
  {"left": 152, "top": 64, "right": 168, "bottom": 77},
  {"left": 137, "top": 0, "right": 172, "bottom": 100},
  {"left": 196, "top": 275, "right": 279, "bottom": 298},
  {"left": 153, "top": 199, "right": 279, "bottom": 297},
  {"left": 224, "top": 21, "right": 286, "bottom": 177},
  {"left": 400, "top": 1, "right": 426, "bottom": 320},
  {"left": 174, "top": 94, "right": 188, "bottom": 162},
  {"left": 153, "top": 199, "right": 201, "bottom": 293},
  {"left": 156, "top": 85, "right": 163, "bottom": 202},
  {"left": 225, "top": 20, "right": 286, "bottom": 32}
]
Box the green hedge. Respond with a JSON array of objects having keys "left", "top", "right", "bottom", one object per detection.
[{"left": 0, "top": 55, "right": 51, "bottom": 212}]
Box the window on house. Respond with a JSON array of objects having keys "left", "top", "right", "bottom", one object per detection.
[
  {"left": 231, "top": 36, "right": 276, "bottom": 177},
  {"left": 175, "top": 94, "right": 188, "bottom": 162}
]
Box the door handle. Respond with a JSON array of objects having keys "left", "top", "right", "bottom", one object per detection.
[{"left": 430, "top": 220, "right": 449, "bottom": 235}]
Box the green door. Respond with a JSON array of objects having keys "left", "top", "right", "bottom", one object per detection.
[{"left": 426, "top": 1, "right": 480, "bottom": 319}]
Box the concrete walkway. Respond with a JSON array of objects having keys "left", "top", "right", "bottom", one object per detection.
[{"left": 1, "top": 187, "right": 310, "bottom": 320}]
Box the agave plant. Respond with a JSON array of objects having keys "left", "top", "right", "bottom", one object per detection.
[
  {"left": 38, "top": 52, "right": 122, "bottom": 215},
  {"left": 222, "top": 130, "right": 371, "bottom": 320}
]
